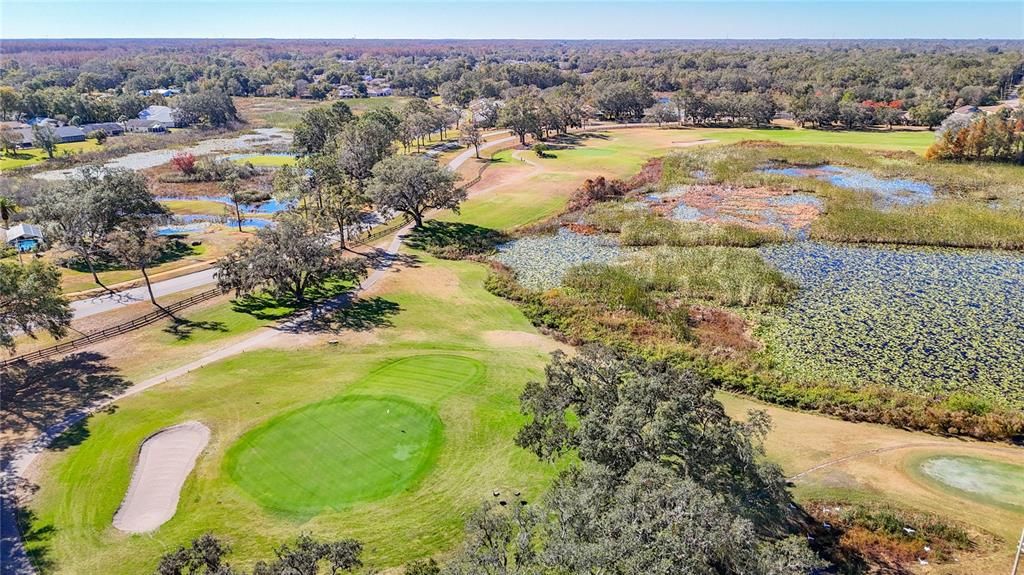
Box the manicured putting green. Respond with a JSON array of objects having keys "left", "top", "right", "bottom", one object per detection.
[
  {"left": 227, "top": 396, "right": 442, "bottom": 513},
  {"left": 225, "top": 355, "right": 484, "bottom": 514},
  {"left": 918, "top": 456, "right": 1024, "bottom": 511}
]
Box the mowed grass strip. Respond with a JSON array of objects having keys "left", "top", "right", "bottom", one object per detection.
[
  {"left": 351, "top": 354, "right": 486, "bottom": 403},
  {"left": 226, "top": 396, "right": 443, "bottom": 514}
]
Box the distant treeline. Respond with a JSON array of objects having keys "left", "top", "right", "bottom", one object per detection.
[{"left": 1, "top": 39, "right": 1022, "bottom": 130}]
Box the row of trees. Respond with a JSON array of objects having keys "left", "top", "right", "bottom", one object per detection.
[{"left": 926, "top": 108, "right": 1024, "bottom": 162}]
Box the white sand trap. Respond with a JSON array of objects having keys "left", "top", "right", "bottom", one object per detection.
[
  {"left": 113, "top": 421, "right": 210, "bottom": 533},
  {"left": 671, "top": 138, "right": 718, "bottom": 147}
]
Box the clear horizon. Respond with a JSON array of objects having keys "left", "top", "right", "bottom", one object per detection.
[{"left": 2, "top": 1, "right": 1022, "bottom": 41}]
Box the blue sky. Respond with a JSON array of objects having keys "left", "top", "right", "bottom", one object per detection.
[{"left": 2, "top": 1, "right": 1022, "bottom": 40}]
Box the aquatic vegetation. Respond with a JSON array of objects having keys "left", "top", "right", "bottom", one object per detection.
[
  {"left": 760, "top": 165, "right": 934, "bottom": 207},
  {"left": 585, "top": 201, "right": 785, "bottom": 247},
  {"left": 626, "top": 246, "right": 796, "bottom": 307},
  {"left": 494, "top": 228, "right": 625, "bottom": 290},
  {"left": 760, "top": 242, "right": 1024, "bottom": 406},
  {"left": 648, "top": 184, "right": 823, "bottom": 238}
]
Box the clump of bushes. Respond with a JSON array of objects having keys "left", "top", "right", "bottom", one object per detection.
[
  {"left": 162, "top": 155, "right": 256, "bottom": 183},
  {"left": 585, "top": 202, "right": 783, "bottom": 247},
  {"left": 565, "top": 175, "right": 628, "bottom": 212},
  {"left": 805, "top": 501, "right": 982, "bottom": 569}
]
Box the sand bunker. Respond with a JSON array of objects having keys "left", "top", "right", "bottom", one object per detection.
[{"left": 113, "top": 421, "right": 210, "bottom": 533}]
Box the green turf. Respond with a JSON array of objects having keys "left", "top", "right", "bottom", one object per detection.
[
  {"left": 0, "top": 140, "right": 101, "bottom": 171},
  {"left": 232, "top": 155, "right": 296, "bottom": 167},
  {"left": 25, "top": 254, "right": 558, "bottom": 574},
  {"left": 912, "top": 455, "right": 1024, "bottom": 512},
  {"left": 226, "top": 395, "right": 443, "bottom": 514}
]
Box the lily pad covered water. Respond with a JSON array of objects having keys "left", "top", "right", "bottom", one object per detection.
[
  {"left": 495, "top": 228, "right": 624, "bottom": 290},
  {"left": 760, "top": 242, "right": 1024, "bottom": 405},
  {"left": 759, "top": 165, "right": 934, "bottom": 207}
]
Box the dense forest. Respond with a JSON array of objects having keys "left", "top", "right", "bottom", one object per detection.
[{"left": 2, "top": 39, "right": 1022, "bottom": 129}]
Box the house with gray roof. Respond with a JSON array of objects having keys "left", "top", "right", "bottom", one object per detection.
[{"left": 138, "top": 105, "right": 178, "bottom": 128}]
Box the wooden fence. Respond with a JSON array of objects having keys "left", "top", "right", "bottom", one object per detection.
[{"left": 1, "top": 288, "right": 222, "bottom": 368}]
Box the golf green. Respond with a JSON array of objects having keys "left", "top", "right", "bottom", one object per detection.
[
  {"left": 227, "top": 396, "right": 443, "bottom": 513},
  {"left": 224, "top": 354, "right": 485, "bottom": 514},
  {"left": 917, "top": 455, "right": 1024, "bottom": 512}
]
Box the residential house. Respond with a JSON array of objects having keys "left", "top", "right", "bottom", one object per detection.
[
  {"left": 953, "top": 105, "right": 982, "bottom": 116},
  {"left": 0, "top": 121, "right": 29, "bottom": 130},
  {"left": 338, "top": 85, "right": 356, "bottom": 98},
  {"left": 368, "top": 87, "right": 393, "bottom": 97},
  {"left": 2, "top": 127, "right": 34, "bottom": 148},
  {"left": 79, "top": 122, "right": 125, "bottom": 136},
  {"left": 138, "top": 88, "right": 181, "bottom": 97},
  {"left": 2, "top": 223, "right": 45, "bottom": 251},
  {"left": 125, "top": 119, "right": 168, "bottom": 133},
  {"left": 138, "top": 105, "right": 178, "bottom": 128},
  {"left": 53, "top": 126, "right": 87, "bottom": 143}
]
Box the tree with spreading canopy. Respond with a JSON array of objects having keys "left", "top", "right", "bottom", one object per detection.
[
  {"left": 368, "top": 155, "right": 463, "bottom": 228},
  {"left": 33, "top": 168, "right": 168, "bottom": 292},
  {"left": 0, "top": 260, "right": 71, "bottom": 351},
  {"left": 31, "top": 124, "right": 58, "bottom": 159},
  {"left": 216, "top": 214, "right": 366, "bottom": 304},
  {"left": 293, "top": 101, "right": 355, "bottom": 156},
  {"left": 498, "top": 92, "right": 542, "bottom": 146},
  {"left": 458, "top": 122, "right": 483, "bottom": 158}
]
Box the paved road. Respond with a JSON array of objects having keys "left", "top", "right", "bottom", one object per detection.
[{"left": 71, "top": 267, "right": 219, "bottom": 320}]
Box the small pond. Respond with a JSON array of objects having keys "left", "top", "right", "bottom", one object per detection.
[
  {"left": 760, "top": 242, "right": 1024, "bottom": 405},
  {"left": 494, "top": 228, "right": 624, "bottom": 290},
  {"left": 158, "top": 195, "right": 294, "bottom": 214},
  {"left": 919, "top": 456, "right": 1024, "bottom": 510},
  {"left": 759, "top": 164, "right": 934, "bottom": 207}
]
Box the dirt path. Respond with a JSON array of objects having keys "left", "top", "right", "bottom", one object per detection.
[{"left": 787, "top": 441, "right": 1021, "bottom": 481}]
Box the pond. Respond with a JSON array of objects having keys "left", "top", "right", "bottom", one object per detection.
[
  {"left": 159, "top": 215, "right": 274, "bottom": 234},
  {"left": 158, "top": 195, "right": 294, "bottom": 214},
  {"left": 918, "top": 456, "right": 1024, "bottom": 510},
  {"left": 759, "top": 242, "right": 1024, "bottom": 405},
  {"left": 494, "top": 228, "right": 625, "bottom": 290},
  {"left": 759, "top": 164, "right": 934, "bottom": 207}
]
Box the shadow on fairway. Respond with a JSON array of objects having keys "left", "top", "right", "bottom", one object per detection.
[
  {"left": 162, "top": 318, "right": 229, "bottom": 341},
  {"left": 331, "top": 297, "right": 402, "bottom": 331},
  {"left": 0, "top": 352, "right": 130, "bottom": 458}
]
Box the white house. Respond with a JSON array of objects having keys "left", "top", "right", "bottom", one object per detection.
[{"left": 138, "top": 105, "right": 178, "bottom": 128}]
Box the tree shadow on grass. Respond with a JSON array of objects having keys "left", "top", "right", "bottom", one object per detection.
[
  {"left": 331, "top": 297, "right": 402, "bottom": 331},
  {"left": 162, "top": 318, "right": 228, "bottom": 341},
  {"left": 0, "top": 352, "right": 130, "bottom": 454},
  {"left": 2, "top": 501, "right": 56, "bottom": 575},
  {"left": 405, "top": 221, "right": 508, "bottom": 259}
]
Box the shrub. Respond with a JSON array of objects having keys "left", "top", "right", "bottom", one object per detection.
[
  {"left": 87, "top": 129, "right": 107, "bottom": 144},
  {"left": 405, "top": 221, "right": 509, "bottom": 260},
  {"left": 565, "top": 176, "right": 628, "bottom": 212},
  {"left": 171, "top": 152, "right": 197, "bottom": 175}
]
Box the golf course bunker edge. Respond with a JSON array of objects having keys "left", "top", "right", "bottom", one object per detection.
[{"left": 113, "top": 421, "right": 211, "bottom": 533}]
